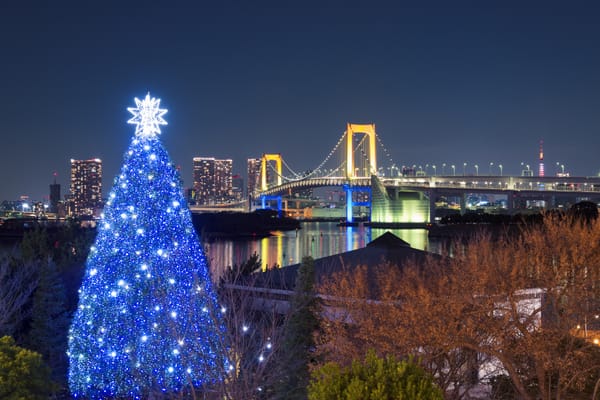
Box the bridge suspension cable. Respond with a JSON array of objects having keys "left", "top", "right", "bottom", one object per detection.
[
  {"left": 265, "top": 131, "right": 348, "bottom": 183},
  {"left": 375, "top": 133, "right": 398, "bottom": 174},
  {"left": 297, "top": 130, "right": 347, "bottom": 179}
]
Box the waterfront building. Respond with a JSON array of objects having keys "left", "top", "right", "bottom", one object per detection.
[
  {"left": 193, "top": 157, "right": 233, "bottom": 205},
  {"left": 215, "top": 158, "right": 233, "bottom": 203},
  {"left": 193, "top": 157, "right": 214, "bottom": 204},
  {"left": 70, "top": 158, "right": 102, "bottom": 217},
  {"left": 247, "top": 157, "right": 261, "bottom": 197}
]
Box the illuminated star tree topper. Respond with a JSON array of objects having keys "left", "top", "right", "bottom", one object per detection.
[{"left": 127, "top": 92, "right": 168, "bottom": 138}]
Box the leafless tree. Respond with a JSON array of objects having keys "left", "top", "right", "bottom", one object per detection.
[
  {"left": 316, "top": 214, "right": 600, "bottom": 400},
  {"left": 0, "top": 254, "right": 39, "bottom": 337}
]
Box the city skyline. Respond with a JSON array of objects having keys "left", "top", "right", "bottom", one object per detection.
[{"left": 2, "top": 2, "right": 600, "bottom": 201}]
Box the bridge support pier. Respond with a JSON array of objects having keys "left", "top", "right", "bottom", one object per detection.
[
  {"left": 460, "top": 194, "right": 467, "bottom": 215},
  {"left": 344, "top": 184, "right": 372, "bottom": 224},
  {"left": 506, "top": 192, "right": 515, "bottom": 214},
  {"left": 429, "top": 189, "right": 437, "bottom": 223},
  {"left": 260, "top": 195, "right": 283, "bottom": 217},
  {"left": 345, "top": 186, "right": 353, "bottom": 223}
]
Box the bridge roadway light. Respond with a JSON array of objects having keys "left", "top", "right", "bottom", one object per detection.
[
  {"left": 499, "top": 164, "right": 503, "bottom": 176},
  {"left": 451, "top": 164, "right": 456, "bottom": 176},
  {"left": 475, "top": 164, "right": 479, "bottom": 176},
  {"left": 432, "top": 165, "right": 437, "bottom": 176},
  {"left": 442, "top": 163, "right": 446, "bottom": 175},
  {"left": 463, "top": 162, "right": 467, "bottom": 176},
  {"left": 489, "top": 162, "right": 494, "bottom": 176}
]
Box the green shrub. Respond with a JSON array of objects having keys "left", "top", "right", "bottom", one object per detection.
[
  {"left": 0, "top": 336, "right": 55, "bottom": 400},
  {"left": 309, "top": 350, "right": 443, "bottom": 400}
]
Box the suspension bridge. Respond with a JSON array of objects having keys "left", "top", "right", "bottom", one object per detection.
[{"left": 253, "top": 123, "right": 600, "bottom": 225}]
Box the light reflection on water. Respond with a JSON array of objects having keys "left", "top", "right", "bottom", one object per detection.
[{"left": 204, "top": 221, "right": 439, "bottom": 278}]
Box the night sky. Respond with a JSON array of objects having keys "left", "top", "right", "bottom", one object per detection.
[{"left": 2, "top": 1, "right": 600, "bottom": 202}]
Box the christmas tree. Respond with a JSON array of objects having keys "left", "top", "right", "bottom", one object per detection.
[{"left": 68, "top": 94, "right": 226, "bottom": 398}]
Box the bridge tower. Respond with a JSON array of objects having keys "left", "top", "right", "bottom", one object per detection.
[
  {"left": 346, "top": 123, "right": 377, "bottom": 179},
  {"left": 260, "top": 153, "right": 283, "bottom": 216},
  {"left": 261, "top": 153, "right": 283, "bottom": 191}
]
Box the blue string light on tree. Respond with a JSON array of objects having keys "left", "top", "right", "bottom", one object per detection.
[{"left": 68, "top": 93, "right": 227, "bottom": 399}]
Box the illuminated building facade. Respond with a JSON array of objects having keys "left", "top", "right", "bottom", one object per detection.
[
  {"left": 70, "top": 158, "right": 103, "bottom": 216},
  {"left": 193, "top": 157, "right": 214, "bottom": 204},
  {"left": 247, "top": 158, "right": 262, "bottom": 197},
  {"left": 193, "top": 157, "right": 233, "bottom": 204}
]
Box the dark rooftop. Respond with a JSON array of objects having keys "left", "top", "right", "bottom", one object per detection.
[{"left": 252, "top": 231, "right": 439, "bottom": 292}]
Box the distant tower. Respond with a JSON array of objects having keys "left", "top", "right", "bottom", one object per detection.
[
  {"left": 49, "top": 172, "right": 61, "bottom": 214},
  {"left": 538, "top": 140, "right": 544, "bottom": 177}
]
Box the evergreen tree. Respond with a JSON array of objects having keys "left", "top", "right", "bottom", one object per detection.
[
  {"left": 68, "top": 94, "right": 226, "bottom": 398},
  {"left": 20, "top": 226, "right": 51, "bottom": 262},
  {"left": 220, "top": 251, "right": 262, "bottom": 285},
  {"left": 272, "top": 256, "right": 320, "bottom": 399},
  {"left": 0, "top": 336, "right": 55, "bottom": 399},
  {"left": 26, "top": 259, "right": 70, "bottom": 385}
]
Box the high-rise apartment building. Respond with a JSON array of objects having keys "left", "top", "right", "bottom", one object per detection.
[
  {"left": 193, "top": 157, "right": 233, "bottom": 205},
  {"left": 247, "top": 158, "right": 262, "bottom": 197},
  {"left": 215, "top": 158, "right": 233, "bottom": 203},
  {"left": 49, "top": 182, "right": 61, "bottom": 214},
  {"left": 70, "top": 158, "right": 103, "bottom": 216},
  {"left": 193, "top": 157, "right": 215, "bottom": 204}
]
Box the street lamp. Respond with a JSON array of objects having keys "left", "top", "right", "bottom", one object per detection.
[
  {"left": 451, "top": 164, "right": 456, "bottom": 176},
  {"left": 475, "top": 164, "right": 479, "bottom": 176},
  {"left": 432, "top": 165, "right": 437, "bottom": 176},
  {"left": 463, "top": 162, "right": 467, "bottom": 176},
  {"left": 442, "top": 163, "right": 446, "bottom": 175},
  {"left": 489, "top": 162, "right": 494, "bottom": 176},
  {"left": 499, "top": 164, "right": 503, "bottom": 176}
]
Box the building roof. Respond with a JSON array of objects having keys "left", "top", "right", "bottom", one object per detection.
[{"left": 252, "top": 231, "right": 437, "bottom": 291}]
